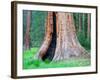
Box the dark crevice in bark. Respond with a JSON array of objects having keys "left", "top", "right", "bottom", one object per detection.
[{"left": 42, "top": 12, "right": 57, "bottom": 62}]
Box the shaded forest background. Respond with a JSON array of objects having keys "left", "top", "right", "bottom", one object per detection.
[{"left": 23, "top": 10, "right": 91, "bottom": 69}]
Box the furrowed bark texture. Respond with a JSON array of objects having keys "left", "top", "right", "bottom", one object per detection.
[
  {"left": 53, "top": 12, "right": 87, "bottom": 61},
  {"left": 35, "top": 12, "right": 88, "bottom": 61},
  {"left": 35, "top": 12, "right": 53, "bottom": 60}
]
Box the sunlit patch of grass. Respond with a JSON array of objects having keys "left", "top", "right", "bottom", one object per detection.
[
  {"left": 23, "top": 47, "right": 39, "bottom": 69},
  {"left": 24, "top": 58, "right": 90, "bottom": 69},
  {"left": 23, "top": 48, "right": 91, "bottom": 69}
]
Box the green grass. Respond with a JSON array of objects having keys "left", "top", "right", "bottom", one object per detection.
[
  {"left": 23, "top": 48, "right": 91, "bottom": 69},
  {"left": 23, "top": 47, "right": 39, "bottom": 69}
]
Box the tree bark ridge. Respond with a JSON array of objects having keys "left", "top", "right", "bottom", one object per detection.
[{"left": 53, "top": 13, "right": 88, "bottom": 61}]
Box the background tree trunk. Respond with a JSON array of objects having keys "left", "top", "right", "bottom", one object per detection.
[
  {"left": 35, "top": 12, "right": 53, "bottom": 60},
  {"left": 53, "top": 12, "right": 88, "bottom": 61},
  {"left": 82, "top": 13, "right": 85, "bottom": 36},
  {"left": 87, "top": 13, "right": 91, "bottom": 39},
  {"left": 24, "top": 11, "right": 31, "bottom": 50},
  {"left": 78, "top": 14, "right": 81, "bottom": 32}
]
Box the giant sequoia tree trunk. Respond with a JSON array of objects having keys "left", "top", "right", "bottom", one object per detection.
[
  {"left": 52, "top": 12, "right": 88, "bottom": 61},
  {"left": 35, "top": 12, "right": 88, "bottom": 61},
  {"left": 35, "top": 12, "right": 53, "bottom": 60}
]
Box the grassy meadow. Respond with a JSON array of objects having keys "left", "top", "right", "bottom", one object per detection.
[{"left": 23, "top": 47, "right": 90, "bottom": 69}]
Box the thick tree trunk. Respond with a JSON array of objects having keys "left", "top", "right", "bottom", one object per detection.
[
  {"left": 35, "top": 12, "right": 53, "bottom": 60},
  {"left": 35, "top": 12, "right": 88, "bottom": 62},
  {"left": 24, "top": 11, "right": 31, "bottom": 50},
  {"left": 53, "top": 12, "right": 88, "bottom": 61}
]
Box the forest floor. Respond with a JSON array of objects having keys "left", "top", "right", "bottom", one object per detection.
[{"left": 23, "top": 47, "right": 91, "bottom": 69}]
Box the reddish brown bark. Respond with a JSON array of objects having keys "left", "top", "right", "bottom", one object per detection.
[
  {"left": 24, "top": 11, "right": 31, "bottom": 50},
  {"left": 53, "top": 12, "right": 88, "bottom": 61},
  {"left": 35, "top": 12, "right": 53, "bottom": 59},
  {"left": 35, "top": 12, "right": 88, "bottom": 61}
]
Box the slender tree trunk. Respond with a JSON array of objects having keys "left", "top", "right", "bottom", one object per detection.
[
  {"left": 53, "top": 12, "right": 87, "bottom": 61},
  {"left": 87, "top": 13, "right": 90, "bottom": 38},
  {"left": 24, "top": 11, "right": 31, "bottom": 50},
  {"left": 78, "top": 14, "right": 81, "bottom": 32},
  {"left": 35, "top": 12, "right": 53, "bottom": 60},
  {"left": 82, "top": 13, "right": 85, "bottom": 36}
]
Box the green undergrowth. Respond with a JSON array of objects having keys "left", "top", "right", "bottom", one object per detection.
[{"left": 23, "top": 48, "right": 91, "bottom": 69}]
